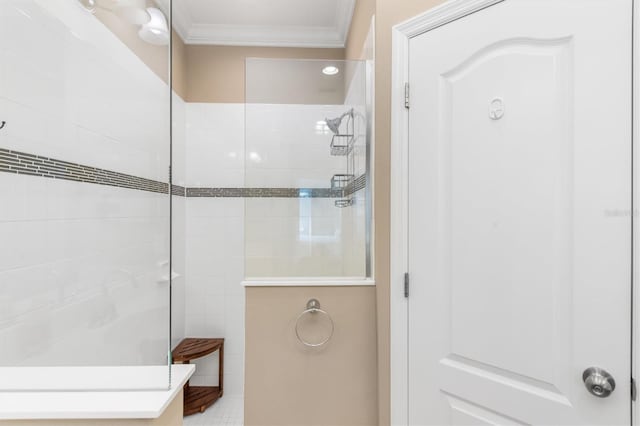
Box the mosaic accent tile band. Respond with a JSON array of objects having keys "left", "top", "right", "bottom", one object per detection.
[
  {"left": 0, "top": 147, "right": 367, "bottom": 198},
  {"left": 0, "top": 147, "right": 168, "bottom": 194},
  {"left": 186, "top": 187, "right": 343, "bottom": 198},
  {"left": 171, "top": 184, "right": 186, "bottom": 196}
]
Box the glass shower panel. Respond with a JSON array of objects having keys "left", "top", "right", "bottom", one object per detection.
[
  {"left": 244, "top": 58, "right": 370, "bottom": 279},
  {"left": 0, "top": 0, "right": 171, "bottom": 389}
]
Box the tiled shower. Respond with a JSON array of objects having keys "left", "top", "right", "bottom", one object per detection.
[
  {"left": 0, "top": 0, "right": 172, "bottom": 376},
  {"left": 0, "top": 1, "right": 371, "bottom": 419},
  {"left": 181, "top": 58, "right": 370, "bottom": 398}
]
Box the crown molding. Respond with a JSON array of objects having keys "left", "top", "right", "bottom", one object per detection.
[
  {"left": 169, "top": 1, "right": 191, "bottom": 41},
  {"left": 335, "top": 0, "right": 356, "bottom": 44},
  {"left": 184, "top": 24, "right": 345, "bottom": 48},
  {"left": 169, "top": 0, "right": 355, "bottom": 48}
]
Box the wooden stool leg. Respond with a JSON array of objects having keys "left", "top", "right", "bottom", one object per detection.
[{"left": 219, "top": 342, "right": 224, "bottom": 397}]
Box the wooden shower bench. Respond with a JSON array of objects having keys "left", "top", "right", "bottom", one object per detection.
[{"left": 172, "top": 338, "right": 224, "bottom": 416}]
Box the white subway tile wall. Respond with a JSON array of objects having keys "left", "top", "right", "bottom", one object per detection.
[
  {"left": 0, "top": 0, "right": 171, "bottom": 373},
  {"left": 342, "top": 61, "right": 368, "bottom": 277},
  {"left": 245, "top": 104, "right": 346, "bottom": 188},
  {"left": 186, "top": 104, "right": 245, "bottom": 188},
  {"left": 172, "top": 94, "right": 187, "bottom": 349},
  {"left": 0, "top": 3, "right": 370, "bottom": 407},
  {"left": 184, "top": 103, "right": 245, "bottom": 394},
  {"left": 185, "top": 198, "right": 245, "bottom": 396}
]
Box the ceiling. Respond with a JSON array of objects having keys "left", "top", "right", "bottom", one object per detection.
[{"left": 165, "top": 0, "right": 356, "bottom": 47}]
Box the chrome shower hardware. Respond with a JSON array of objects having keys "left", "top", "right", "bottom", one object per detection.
[
  {"left": 331, "top": 174, "right": 354, "bottom": 191},
  {"left": 327, "top": 108, "right": 357, "bottom": 207},
  {"left": 295, "top": 298, "right": 335, "bottom": 347},
  {"left": 325, "top": 109, "right": 353, "bottom": 135},
  {"left": 334, "top": 199, "right": 354, "bottom": 208},
  {"left": 327, "top": 109, "right": 355, "bottom": 156}
]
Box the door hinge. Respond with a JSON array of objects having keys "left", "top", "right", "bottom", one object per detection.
[
  {"left": 632, "top": 377, "right": 637, "bottom": 401},
  {"left": 404, "top": 272, "right": 410, "bottom": 298},
  {"left": 404, "top": 82, "right": 410, "bottom": 109}
]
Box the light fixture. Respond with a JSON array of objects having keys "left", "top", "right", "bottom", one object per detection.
[
  {"left": 78, "top": 0, "right": 150, "bottom": 25},
  {"left": 138, "top": 7, "right": 169, "bottom": 46},
  {"left": 322, "top": 65, "right": 340, "bottom": 76}
]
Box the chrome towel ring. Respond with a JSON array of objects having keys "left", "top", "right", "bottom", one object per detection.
[{"left": 295, "top": 298, "right": 334, "bottom": 347}]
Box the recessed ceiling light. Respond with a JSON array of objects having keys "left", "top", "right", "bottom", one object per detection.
[{"left": 322, "top": 66, "right": 340, "bottom": 76}]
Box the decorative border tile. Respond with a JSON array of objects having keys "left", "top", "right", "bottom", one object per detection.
[
  {"left": 0, "top": 148, "right": 367, "bottom": 199},
  {"left": 0, "top": 148, "right": 168, "bottom": 194},
  {"left": 186, "top": 187, "right": 343, "bottom": 198},
  {"left": 171, "top": 184, "right": 186, "bottom": 196}
]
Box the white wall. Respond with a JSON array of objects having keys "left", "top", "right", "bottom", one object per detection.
[
  {"left": 245, "top": 197, "right": 346, "bottom": 277},
  {"left": 184, "top": 103, "right": 245, "bottom": 396},
  {"left": 0, "top": 0, "right": 171, "bottom": 371},
  {"left": 171, "top": 93, "right": 187, "bottom": 349},
  {"left": 244, "top": 103, "right": 365, "bottom": 277},
  {"left": 342, "top": 61, "right": 369, "bottom": 277},
  {"left": 185, "top": 197, "right": 245, "bottom": 396},
  {"left": 244, "top": 104, "right": 346, "bottom": 188}
]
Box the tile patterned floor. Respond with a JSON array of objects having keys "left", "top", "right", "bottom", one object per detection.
[{"left": 183, "top": 396, "right": 244, "bottom": 426}]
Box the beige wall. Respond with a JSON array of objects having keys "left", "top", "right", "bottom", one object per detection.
[
  {"left": 183, "top": 0, "right": 375, "bottom": 103},
  {"left": 96, "top": 0, "right": 372, "bottom": 102},
  {"left": 172, "top": 30, "right": 188, "bottom": 100},
  {"left": 95, "top": 8, "right": 188, "bottom": 99},
  {"left": 373, "top": 1, "right": 446, "bottom": 425},
  {"left": 185, "top": 46, "right": 345, "bottom": 103},
  {"left": 245, "top": 286, "right": 378, "bottom": 426},
  {"left": 346, "top": 0, "right": 376, "bottom": 60},
  {"left": 245, "top": 59, "right": 346, "bottom": 105},
  {"left": 1, "top": 390, "right": 183, "bottom": 426}
]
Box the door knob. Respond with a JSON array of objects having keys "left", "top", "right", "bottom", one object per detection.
[{"left": 582, "top": 367, "right": 616, "bottom": 398}]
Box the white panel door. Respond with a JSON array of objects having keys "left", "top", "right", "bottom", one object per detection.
[{"left": 407, "top": 0, "right": 632, "bottom": 424}]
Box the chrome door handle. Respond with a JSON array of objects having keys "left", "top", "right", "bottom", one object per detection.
[{"left": 582, "top": 367, "right": 616, "bottom": 398}]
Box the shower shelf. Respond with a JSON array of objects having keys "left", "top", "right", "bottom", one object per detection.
[
  {"left": 330, "top": 134, "right": 355, "bottom": 156},
  {"left": 331, "top": 174, "right": 354, "bottom": 191},
  {"left": 335, "top": 198, "right": 354, "bottom": 208}
]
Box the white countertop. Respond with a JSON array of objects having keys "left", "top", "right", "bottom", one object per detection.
[{"left": 0, "top": 364, "right": 195, "bottom": 420}]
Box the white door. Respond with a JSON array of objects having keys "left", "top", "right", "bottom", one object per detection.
[{"left": 407, "top": 0, "right": 632, "bottom": 424}]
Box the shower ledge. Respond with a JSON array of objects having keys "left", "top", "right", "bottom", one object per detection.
[
  {"left": 243, "top": 278, "right": 376, "bottom": 287},
  {"left": 0, "top": 364, "right": 194, "bottom": 420}
]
